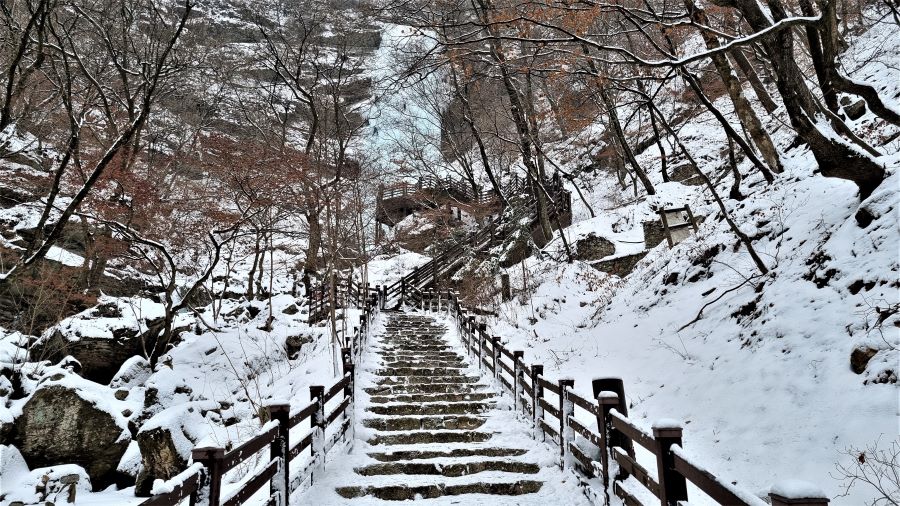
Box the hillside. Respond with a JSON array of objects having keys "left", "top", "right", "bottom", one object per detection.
[{"left": 0, "top": 0, "right": 898, "bottom": 505}]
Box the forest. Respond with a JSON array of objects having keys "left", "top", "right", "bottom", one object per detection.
[{"left": 0, "top": 0, "right": 897, "bottom": 504}]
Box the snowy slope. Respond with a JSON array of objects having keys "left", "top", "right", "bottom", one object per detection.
[{"left": 479, "top": 15, "right": 900, "bottom": 505}]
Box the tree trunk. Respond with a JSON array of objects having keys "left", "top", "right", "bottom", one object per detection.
[
  {"left": 714, "top": 0, "right": 886, "bottom": 197},
  {"left": 816, "top": 0, "right": 900, "bottom": 125},
  {"left": 728, "top": 47, "right": 779, "bottom": 114},
  {"left": 306, "top": 210, "right": 321, "bottom": 271},
  {"left": 685, "top": 0, "right": 784, "bottom": 174}
]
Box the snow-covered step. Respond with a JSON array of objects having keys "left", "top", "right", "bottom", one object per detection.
[
  {"left": 335, "top": 478, "right": 543, "bottom": 500},
  {"left": 363, "top": 415, "right": 486, "bottom": 431},
  {"left": 376, "top": 375, "right": 481, "bottom": 385},
  {"left": 375, "top": 366, "right": 469, "bottom": 376},
  {"left": 364, "top": 382, "right": 488, "bottom": 395},
  {"left": 368, "top": 392, "right": 495, "bottom": 403},
  {"left": 378, "top": 358, "right": 465, "bottom": 367},
  {"left": 355, "top": 459, "right": 541, "bottom": 477},
  {"left": 366, "top": 401, "right": 493, "bottom": 416},
  {"left": 366, "top": 447, "right": 529, "bottom": 462},
  {"left": 367, "top": 429, "right": 495, "bottom": 445}
]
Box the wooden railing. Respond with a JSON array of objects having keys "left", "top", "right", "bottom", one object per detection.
[
  {"left": 407, "top": 290, "right": 829, "bottom": 506},
  {"left": 380, "top": 174, "right": 570, "bottom": 308},
  {"left": 307, "top": 276, "right": 370, "bottom": 324},
  {"left": 138, "top": 289, "right": 383, "bottom": 506},
  {"left": 378, "top": 175, "right": 504, "bottom": 206}
]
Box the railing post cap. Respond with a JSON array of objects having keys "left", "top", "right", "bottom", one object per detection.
[
  {"left": 769, "top": 480, "right": 829, "bottom": 505},
  {"left": 513, "top": 350, "right": 524, "bottom": 358},
  {"left": 597, "top": 390, "right": 619, "bottom": 404},
  {"left": 191, "top": 446, "right": 225, "bottom": 459},
  {"left": 559, "top": 377, "right": 575, "bottom": 387},
  {"left": 651, "top": 418, "right": 683, "bottom": 435},
  {"left": 264, "top": 399, "right": 290, "bottom": 411}
]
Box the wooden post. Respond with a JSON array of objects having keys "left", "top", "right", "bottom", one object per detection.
[
  {"left": 400, "top": 278, "right": 406, "bottom": 306},
  {"left": 684, "top": 205, "right": 698, "bottom": 232},
  {"left": 266, "top": 403, "right": 290, "bottom": 501},
  {"left": 342, "top": 348, "right": 355, "bottom": 442},
  {"left": 490, "top": 334, "right": 501, "bottom": 380},
  {"left": 191, "top": 446, "right": 225, "bottom": 505},
  {"left": 591, "top": 378, "right": 635, "bottom": 457},
  {"left": 558, "top": 378, "right": 575, "bottom": 468},
  {"left": 513, "top": 351, "right": 524, "bottom": 413},
  {"left": 309, "top": 385, "right": 326, "bottom": 484},
  {"left": 473, "top": 318, "right": 483, "bottom": 367},
  {"left": 596, "top": 390, "right": 619, "bottom": 492},
  {"left": 531, "top": 364, "right": 544, "bottom": 440},
  {"left": 653, "top": 423, "right": 688, "bottom": 506},
  {"left": 501, "top": 273, "right": 511, "bottom": 302}
]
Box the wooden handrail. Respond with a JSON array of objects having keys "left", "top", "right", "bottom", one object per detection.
[
  {"left": 139, "top": 282, "right": 382, "bottom": 506},
  {"left": 414, "top": 289, "right": 815, "bottom": 506}
]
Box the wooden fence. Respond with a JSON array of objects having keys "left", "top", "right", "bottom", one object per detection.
[
  {"left": 307, "top": 276, "right": 368, "bottom": 324},
  {"left": 405, "top": 289, "right": 829, "bottom": 506},
  {"left": 138, "top": 288, "right": 383, "bottom": 506}
]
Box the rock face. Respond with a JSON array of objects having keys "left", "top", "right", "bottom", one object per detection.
[
  {"left": 30, "top": 297, "right": 190, "bottom": 383},
  {"left": 13, "top": 381, "right": 130, "bottom": 489},
  {"left": 643, "top": 220, "right": 667, "bottom": 249},
  {"left": 135, "top": 426, "right": 190, "bottom": 496},
  {"left": 590, "top": 251, "right": 649, "bottom": 277}
]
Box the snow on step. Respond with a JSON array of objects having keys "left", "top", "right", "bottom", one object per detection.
[{"left": 295, "top": 312, "right": 590, "bottom": 505}]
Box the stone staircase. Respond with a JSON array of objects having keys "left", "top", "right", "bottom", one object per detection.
[{"left": 299, "top": 313, "right": 590, "bottom": 504}]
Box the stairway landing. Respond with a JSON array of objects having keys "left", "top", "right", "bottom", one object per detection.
[{"left": 296, "top": 313, "right": 590, "bottom": 505}]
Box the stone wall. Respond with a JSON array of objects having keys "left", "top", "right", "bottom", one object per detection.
[
  {"left": 590, "top": 251, "right": 649, "bottom": 277},
  {"left": 643, "top": 220, "right": 668, "bottom": 249}
]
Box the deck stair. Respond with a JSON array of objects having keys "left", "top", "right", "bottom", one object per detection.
[{"left": 301, "top": 313, "right": 589, "bottom": 504}]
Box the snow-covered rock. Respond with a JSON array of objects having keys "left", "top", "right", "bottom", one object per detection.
[
  {"left": 134, "top": 402, "right": 211, "bottom": 496},
  {"left": 10, "top": 372, "right": 131, "bottom": 489}
]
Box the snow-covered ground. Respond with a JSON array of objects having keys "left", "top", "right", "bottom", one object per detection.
[
  {"left": 474, "top": 14, "right": 900, "bottom": 505},
  {"left": 1, "top": 6, "right": 898, "bottom": 506}
]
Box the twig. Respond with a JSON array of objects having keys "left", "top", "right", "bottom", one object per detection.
[{"left": 677, "top": 274, "right": 763, "bottom": 331}]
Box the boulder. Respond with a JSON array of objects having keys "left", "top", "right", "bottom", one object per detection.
[
  {"left": 840, "top": 96, "right": 866, "bottom": 121},
  {"left": 30, "top": 297, "right": 191, "bottom": 383},
  {"left": 574, "top": 234, "right": 616, "bottom": 261},
  {"left": 850, "top": 346, "right": 879, "bottom": 374},
  {"left": 13, "top": 376, "right": 130, "bottom": 489},
  {"left": 110, "top": 356, "right": 152, "bottom": 389},
  {"left": 134, "top": 403, "right": 209, "bottom": 496},
  {"left": 285, "top": 334, "right": 314, "bottom": 358}
]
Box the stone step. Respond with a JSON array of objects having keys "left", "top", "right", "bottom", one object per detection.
[
  {"left": 365, "top": 383, "right": 487, "bottom": 395},
  {"left": 355, "top": 460, "right": 541, "bottom": 477},
  {"left": 376, "top": 345, "right": 453, "bottom": 352},
  {"left": 367, "top": 447, "right": 528, "bottom": 462},
  {"left": 381, "top": 353, "right": 465, "bottom": 367},
  {"left": 368, "top": 430, "right": 494, "bottom": 446},
  {"left": 378, "top": 359, "right": 465, "bottom": 368},
  {"left": 368, "top": 392, "right": 495, "bottom": 404},
  {"left": 363, "top": 415, "right": 485, "bottom": 431},
  {"left": 380, "top": 342, "right": 450, "bottom": 349},
  {"left": 336, "top": 479, "right": 543, "bottom": 500},
  {"left": 376, "top": 367, "right": 467, "bottom": 377},
  {"left": 376, "top": 375, "right": 481, "bottom": 385},
  {"left": 367, "top": 402, "right": 492, "bottom": 416}
]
